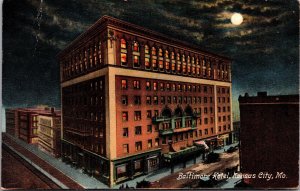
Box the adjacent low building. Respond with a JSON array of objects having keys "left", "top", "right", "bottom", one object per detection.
[
  {"left": 5, "top": 109, "right": 18, "bottom": 137},
  {"left": 37, "top": 108, "right": 61, "bottom": 158},
  {"left": 239, "top": 92, "right": 299, "bottom": 188}
]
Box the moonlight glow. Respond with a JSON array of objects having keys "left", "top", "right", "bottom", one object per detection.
[{"left": 231, "top": 13, "right": 243, "bottom": 25}]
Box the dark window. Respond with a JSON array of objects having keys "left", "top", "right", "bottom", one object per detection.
[
  {"left": 147, "top": 125, "right": 152, "bottom": 133},
  {"left": 167, "top": 96, "right": 171, "bottom": 104},
  {"left": 123, "top": 128, "right": 128, "bottom": 137},
  {"left": 133, "top": 80, "right": 140, "bottom": 89},
  {"left": 134, "top": 96, "right": 141, "bottom": 105},
  {"left": 135, "top": 126, "right": 142, "bottom": 135},
  {"left": 134, "top": 111, "right": 141, "bottom": 121},
  {"left": 147, "top": 110, "right": 152, "bottom": 119},
  {"left": 161, "top": 96, "right": 165, "bottom": 104},
  {"left": 160, "top": 83, "right": 164, "bottom": 91},
  {"left": 204, "top": 118, "right": 208, "bottom": 124},
  {"left": 121, "top": 95, "right": 128, "bottom": 105},
  {"left": 146, "top": 96, "right": 151, "bottom": 105},
  {"left": 173, "top": 96, "right": 177, "bottom": 104},
  {"left": 153, "top": 96, "right": 158, "bottom": 105}
]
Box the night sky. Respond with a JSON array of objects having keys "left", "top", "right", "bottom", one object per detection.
[{"left": 3, "top": 0, "right": 299, "bottom": 120}]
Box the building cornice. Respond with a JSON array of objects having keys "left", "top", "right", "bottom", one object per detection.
[{"left": 57, "top": 15, "right": 232, "bottom": 62}]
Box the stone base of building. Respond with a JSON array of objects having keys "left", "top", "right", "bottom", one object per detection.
[{"left": 61, "top": 140, "right": 161, "bottom": 187}]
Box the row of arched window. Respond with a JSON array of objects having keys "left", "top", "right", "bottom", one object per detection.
[{"left": 119, "top": 39, "right": 230, "bottom": 81}]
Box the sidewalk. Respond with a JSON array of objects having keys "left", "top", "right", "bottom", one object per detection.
[
  {"left": 2, "top": 133, "right": 108, "bottom": 189},
  {"left": 112, "top": 142, "right": 239, "bottom": 189}
]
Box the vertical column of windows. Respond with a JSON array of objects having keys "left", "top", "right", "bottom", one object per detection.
[
  {"left": 144, "top": 45, "right": 150, "bottom": 70},
  {"left": 151, "top": 47, "right": 158, "bottom": 70},
  {"left": 158, "top": 48, "right": 164, "bottom": 71},
  {"left": 89, "top": 45, "right": 93, "bottom": 68},
  {"left": 176, "top": 53, "right": 181, "bottom": 73},
  {"left": 132, "top": 41, "right": 140, "bottom": 68},
  {"left": 98, "top": 41, "right": 102, "bottom": 66},
  {"left": 191, "top": 56, "right": 196, "bottom": 75},
  {"left": 202, "top": 57, "right": 207, "bottom": 77},
  {"left": 182, "top": 54, "right": 186, "bottom": 74},
  {"left": 165, "top": 50, "right": 170, "bottom": 72},
  {"left": 120, "top": 39, "right": 127, "bottom": 66},
  {"left": 171, "top": 52, "right": 176, "bottom": 73},
  {"left": 187, "top": 55, "right": 191, "bottom": 75}
]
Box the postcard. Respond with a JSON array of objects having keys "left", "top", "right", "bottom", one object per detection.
[{"left": 1, "top": 0, "right": 299, "bottom": 190}]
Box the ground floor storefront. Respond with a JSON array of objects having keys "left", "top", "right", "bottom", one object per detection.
[
  {"left": 61, "top": 140, "right": 110, "bottom": 184},
  {"left": 112, "top": 149, "right": 161, "bottom": 185}
]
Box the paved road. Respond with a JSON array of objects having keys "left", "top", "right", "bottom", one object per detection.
[{"left": 149, "top": 150, "right": 239, "bottom": 188}]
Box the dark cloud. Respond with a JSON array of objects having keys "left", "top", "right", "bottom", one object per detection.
[{"left": 3, "top": 0, "right": 299, "bottom": 120}]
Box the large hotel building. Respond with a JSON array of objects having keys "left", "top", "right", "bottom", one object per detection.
[{"left": 58, "top": 16, "right": 233, "bottom": 186}]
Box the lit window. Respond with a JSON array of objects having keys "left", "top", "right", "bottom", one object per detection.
[
  {"left": 146, "top": 96, "right": 151, "bottom": 105},
  {"left": 165, "top": 50, "right": 169, "bottom": 58},
  {"left": 120, "top": 39, "right": 127, "bottom": 66},
  {"left": 151, "top": 47, "right": 156, "bottom": 56},
  {"left": 165, "top": 61, "right": 170, "bottom": 71},
  {"left": 121, "top": 80, "right": 127, "bottom": 89},
  {"left": 160, "top": 83, "right": 164, "bottom": 91},
  {"left": 135, "top": 141, "right": 142, "bottom": 151},
  {"left": 152, "top": 59, "right": 158, "bottom": 70},
  {"left": 122, "top": 112, "right": 128, "bottom": 121},
  {"left": 133, "top": 55, "right": 140, "bottom": 68},
  {"left": 155, "top": 138, "right": 159, "bottom": 146},
  {"left": 146, "top": 81, "right": 151, "bottom": 90},
  {"left": 133, "top": 80, "right": 140, "bottom": 89},
  {"left": 123, "top": 144, "right": 129, "bottom": 153},
  {"left": 134, "top": 111, "right": 142, "bottom": 121},
  {"left": 133, "top": 41, "right": 139, "bottom": 52},
  {"left": 159, "top": 60, "right": 164, "bottom": 70},
  {"left": 145, "top": 57, "right": 150, "bottom": 69},
  {"left": 153, "top": 82, "right": 157, "bottom": 91},
  {"left": 145, "top": 45, "right": 149, "bottom": 54},
  {"left": 121, "top": 53, "right": 127, "bottom": 66},
  {"left": 158, "top": 48, "right": 163, "bottom": 57},
  {"left": 153, "top": 96, "right": 158, "bottom": 105},
  {"left": 121, "top": 39, "right": 127, "bottom": 49},
  {"left": 148, "top": 139, "right": 152, "bottom": 148}
]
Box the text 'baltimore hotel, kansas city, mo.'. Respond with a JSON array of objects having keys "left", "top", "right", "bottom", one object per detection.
[{"left": 58, "top": 16, "right": 233, "bottom": 187}]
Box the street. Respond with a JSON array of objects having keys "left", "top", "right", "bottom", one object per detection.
[{"left": 149, "top": 150, "right": 239, "bottom": 188}]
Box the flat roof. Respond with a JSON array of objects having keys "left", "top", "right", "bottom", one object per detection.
[{"left": 57, "top": 15, "right": 232, "bottom": 61}]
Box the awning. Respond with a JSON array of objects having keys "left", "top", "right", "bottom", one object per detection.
[{"left": 194, "top": 140, "right": 209, "bottom": 150}]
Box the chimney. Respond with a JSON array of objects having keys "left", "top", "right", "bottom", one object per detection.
[{"left": 51, "top": 107, "right": 55, "bottom": 113}]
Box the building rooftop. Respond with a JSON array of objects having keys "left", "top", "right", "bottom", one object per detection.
[
  {"left": 8, "top": 107, "right": 61, "bottom": 116},
  {"left": 238, "top": 92, "right": 299, "bottom": 103},
  {"left": 57, "top": 15, "right": 231, "bottom": 61}
]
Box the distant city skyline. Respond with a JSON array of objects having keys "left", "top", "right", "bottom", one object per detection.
[{"left": 3, "top": 0, "right": 299, "bottom": 122}]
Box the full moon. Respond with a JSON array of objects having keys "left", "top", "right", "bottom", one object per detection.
[{"left": 231, "top": 13, "right": 243, "bottom": 25}]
